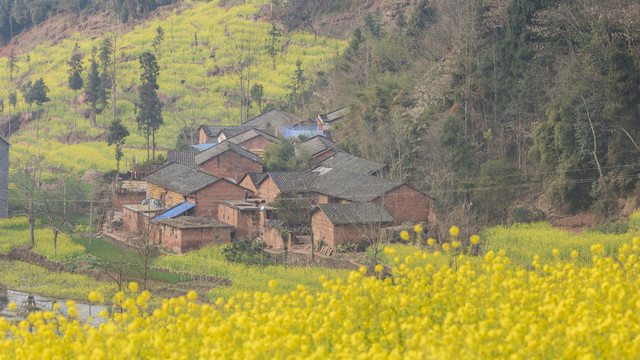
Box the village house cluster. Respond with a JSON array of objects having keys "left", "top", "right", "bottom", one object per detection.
[{"left": 116, "top": 109, "right": 434, "bottom": 253}]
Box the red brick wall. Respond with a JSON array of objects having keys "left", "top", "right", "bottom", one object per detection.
[
  {"left": 239, "top": 136, "right": 273, "bottom": 152},
  {"left": 198, "top": 150, "right": 263, "bottom": 182},
  {"left": 239, "top": 177, "right": 259, "bottom": 196},
  {"left": 115, "top": 191, "right": 146, "bottom": 212},
  {"left": 263, "top": 226, "right": 292, "bottom": 249},
  {"left": 123, "top": 207, "right": 138, "bottom": 233},
  {"left": 153, "top": 223, "right": 231, "bottom": 253},
  {"left": 258, "top": 177, "right": 280, "bottom": 203},
  {"left": 313, "top": 150, "right": 336, "bottom": 164},
  {"left": 312, "top": 211, "right": 335, "bottom": 247},
  {"left": 188, "top": 180, "right": 247, "bottom": 219},
  {"left": 377, "top": 185, "right": 431, "bottom": 225},
  {"left": 218, "top": 204, "right": 258, "bottom": 239}
]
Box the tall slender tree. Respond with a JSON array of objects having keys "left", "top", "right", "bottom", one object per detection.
[
  {"left": 85, "top": 49, "right": 101, "bottom": 125},
  {"left": 67, "top": 42, "right": 84, "bottom": 131},
  {"left": 107, "top": 118, "right": 130, "bottom": 175},
  {"left": 136, "top": 51, "right": 163, "bottom": 161}
]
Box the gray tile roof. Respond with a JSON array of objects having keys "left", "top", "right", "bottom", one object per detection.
[
  {"left": 261, "top": 172, "right": 318, "bottom": 192},
  {"left": 318, "top": 107, "right": 348, "bottom": 124},
  {"left": 312, "top": 168, "right": 400, "bottom": 202},
  {"left": 194, "top": 141, "right": 264, "bottom": 165},
  {"left": 200, "top": 125, "right": 255, "bottom": 138},
  {"left": 296, "top": 135, "right": 343, "bottom": 157},
  {"left": 0, "top": 134, "right": 10, "bottom": 145},
  {"left": 227, "top": 128, "right": 277, "bottom": 145},
  {"left": 145, "top": 162, "right": 220, "bottom": 195},
  {"left": 242, "top": 110, "right": 305, "bottom": 130},
  {"left": 315, "top": 202, "right": 393, "bottom": 225},
  {"left": 315, "top": 152, "right": 385, "bottom": 176},
  {"left": 247, "top": 172, "right": 267, "bottom": 186},
  {"left": 156, "top": 216, "right": 234, "bottom": 229},
  {"left": 166, "top": 150, "right": 197, "bottom": 168}
]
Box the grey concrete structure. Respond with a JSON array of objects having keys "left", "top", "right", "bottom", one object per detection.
[{"left": 0, "top": 135, "right": 10, "bottom": 218}]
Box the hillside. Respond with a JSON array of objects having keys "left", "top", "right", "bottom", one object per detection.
[{"left": 0, "top": 0, "right": 346, "bottom": 176}]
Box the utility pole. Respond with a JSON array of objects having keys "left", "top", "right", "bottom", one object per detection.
[{"left": 89, "top": 201, "right": 93, "bottom": 246}]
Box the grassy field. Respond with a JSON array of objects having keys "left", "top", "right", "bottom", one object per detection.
[{"left": 1, "top": 0, "right": 346, "bottom": 180}]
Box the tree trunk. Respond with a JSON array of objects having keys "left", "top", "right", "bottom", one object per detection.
[
  {"left": 53, "top": 230, "right": 58, "bottom": 254},
  {"left": 152, "top": 129, "right": 156, "bottom": 160}
]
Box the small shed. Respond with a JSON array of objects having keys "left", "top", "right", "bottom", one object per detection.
[
  {"left": 218, "top": 200, "right": 274, "bottom": 239},
  {"left": 311, "top": 202, "right": 394, "bottom": 249},
  {"left": 152, "top": 217, "right": 233, "bottom": 253}
]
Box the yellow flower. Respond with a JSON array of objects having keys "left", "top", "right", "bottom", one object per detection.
[
  {"left": 8, "top": 302, "right": 17, "bottom": 311},
  {"left": 427, "top": 238, "right": 436, "bottom": 246},
  {"left": 359, "top": 266, "right": 367, "bottom": 274},
  {"left": 375, "top": 264, "right": 383, "bottom": 272},
  {"left": 88, "top": 291, "right": 104, "bottom": 304},
  {"left": 400, "top": 231, "right": 410, "bottom": 241},
  {"left": 52, "top": 302, "right": 60, "bottom": 311},
  {"left": 552, "top": 248, "right": 560, "bottom": 257},
  {"left": 187, "top": 291, "right": 198, "bottom": 301},
  {"left": 570, "top": 250, "right": 579, "bottom": 259},
  {"left": 442, "top": 243, "right": 450, "bottom": 252},
  {"left": 414, "top": 224, "right": 423, "bottom": 233},
  {"left": 129, "top": 282, "right": 139, "bottom": 293},
  {"left": 452, "top": 241, "right": 460, "bottom": 248},
  {"left": 268, "top": 280, "right": 277, "bottom": 289},
  {"left": 449, "top": 226, "right": 459, "bottom": 236},
  {"left": 470, "top": 235, "right": 480, "bottom": 245}
]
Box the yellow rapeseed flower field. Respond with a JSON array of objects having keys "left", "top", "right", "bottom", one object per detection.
[{"left": 3, "top": 238, "right": 640, "bottom": 359}]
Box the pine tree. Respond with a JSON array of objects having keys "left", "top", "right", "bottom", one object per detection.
[
  {"left": 67, "top": 42, "right": 84, "bottom": 131},
  {"left": 85, "top": 49, "right": 101, "bottom": 124},
  {"left": 136, "top": 51, "right": 163, "bottom": 161},
  {"left": 266, "top": 23, "right": 282, "bottom": 70}
]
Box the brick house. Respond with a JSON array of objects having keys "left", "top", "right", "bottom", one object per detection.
[
  {"left": 238, "top": 172, "right": 266, "bottom": 196},
  {"left": 195, "top": 142, "right": 264, "bottom": 182},
  {"left": 314, "top": 152, "right": 385, "bottom": 176},
  {"left": 242, "top": 109, "right": 307, "bottom": 132},
  {"left": 114, "top": 180, "right": 147, "bottom": 212},
  {"left": 296, "top": 135, "right": 343, "bottom": 164},
  {"left": 198, "top": 125, "right": 255, "bottom": 144},
  {"left": 151, "top": 217, "right": 233, "bottom": 253},
  {"left": 311, "top": 202, "right": 394, "bottom": 249},
  {"left": 226, "top": 129, "right": 277, "bottom": 154},
  {"left": 0, "top": 135, "right": 10, "bottom": 218},
  {"left": 122, "top": 204, "right": 165, "bottom": 234},
  {"left": 316, "top": 107, "right": 347, "bottom": 132},
  {"left": 145, "top": 162, "right": 247, "bottom": 219},
  {"left": 254, "top": 172, "right": 318, "bottom": 203},
  {"left": 218, "top": 200, "right": 274, "bottom": 239}
]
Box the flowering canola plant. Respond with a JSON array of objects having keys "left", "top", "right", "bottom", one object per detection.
[{"left": 3, "top": 238, "right": 640, "bottom": 359}]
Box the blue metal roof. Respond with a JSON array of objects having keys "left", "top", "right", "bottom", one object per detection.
[
  {"left": 191, "top": 142, "right": 218, "bottom": 151},
  {"left": 152, "top": 201, "right": 196, "bottom": 222}
]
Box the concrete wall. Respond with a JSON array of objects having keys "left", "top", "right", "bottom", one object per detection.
[
  {"left": 0, "top": 140, "right": 9, "bottom": 218},
  {"left": 377, "top": 185, "right": 431, "bottom": 225},
  {"left": 263, "top": 226, "right": 292, "bottom": 249},
  {"left": 198, "top": 150, "right": 263, "bottom": 182}
]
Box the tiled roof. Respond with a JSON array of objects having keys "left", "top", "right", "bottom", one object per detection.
[
  {"left": 315, "top": 152, "right": 385, "bottom": 175},
  {"left": 318, "top": 107, "right": 348, "bottom": 124},
  {"left": 156, "top": 216, "right": 234, "bottom": 229},
  {"left": 315, "top": 202, "right": 393, "bottom": 225},
  {"left": 226, "top": 129, "right": 277, "bottom": 145},
  {"left": 296, "top": 135, "right": 342, "bottom": 157},
  {"left": 200, "top": 125, "right": 255, "bottom": 137},
  {"left": 242, "top": 109, "right": 305, "bottom": 130},
  {"left": 260, "top": 172, "right": 319, "bottom": 192},
  {"left": 166, "top": 150, "right": 197, "bottom": 168},
  {"left": 194, "top": 142, "right": 264, "bottom": 165},
  {"left": 144, "top": 162, "right": 220, "bottom": 195},
  {"left": 312, "top": 168, "right": 400, "bottom": 202},
  {"left": 247, "top": 172, "right": 267, "bottom": 185}
]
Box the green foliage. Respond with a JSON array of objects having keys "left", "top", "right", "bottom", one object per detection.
[
  {"left": 221, "top": 238, "right": 269, "bottom": 266},
  {"left": 511, "top": 207, "right": 545, "bottom": 224},
  {"left": 263, "top": 138, "right": 295, "bottom": 171},
  {"left": 474, "top": 160, "right": 524, "bottom": 220},
  {"left": 439, "top": 115, "right": 475, "bottom": 178}
]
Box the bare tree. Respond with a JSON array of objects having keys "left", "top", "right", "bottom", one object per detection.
[
  {"left": 132, "top": 221, "right": 159, "bottom": 290},
  {"left": 40, "top": 180, "right": 78, "bottom": 254},
  {"left": 11, "top": 152, "right": 44, "bottom": 245}
]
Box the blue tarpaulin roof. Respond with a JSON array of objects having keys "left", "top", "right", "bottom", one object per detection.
[
  {"left": 191, "top": 142, "right": 218, "bottom": 151},
  {"left": 152, "top": 201, "right": 196, "bottom": 222},
  {"left": 280, "top": 126, "right": 324, "bottom": 138}
]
